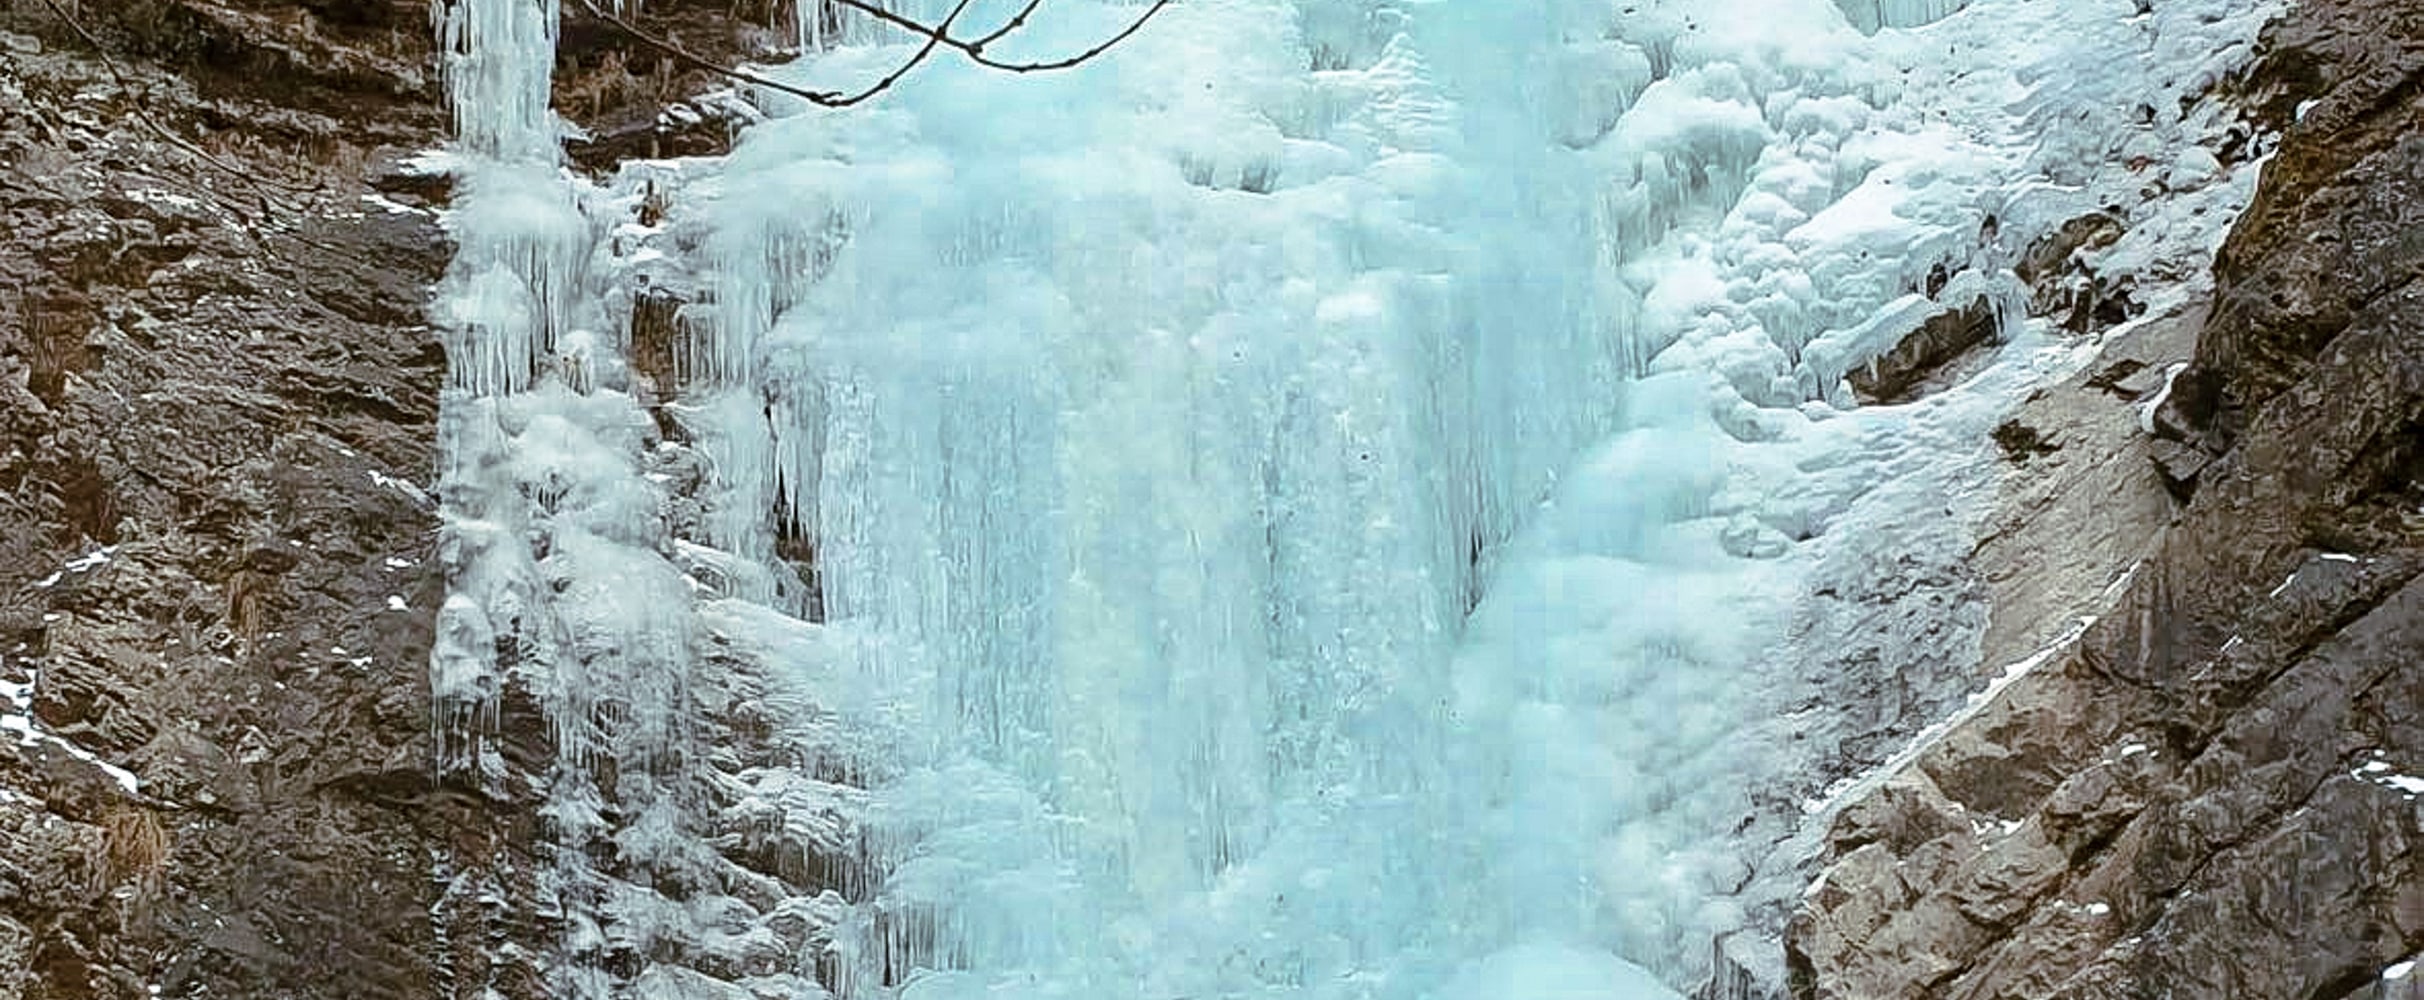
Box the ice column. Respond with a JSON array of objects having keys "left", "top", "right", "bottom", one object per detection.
[{"left": 428, "top": 0, "right": 717, "bottom": 992}]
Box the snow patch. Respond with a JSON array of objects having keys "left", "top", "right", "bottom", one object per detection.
[
  {"left": 360, "top": 192, "right": 429, "bottom": 216},
  {"left": 1804, "top": 617, "right": 2090, "bottom": 821},
  {"left": 63, "top": 547, "right": 115, "bottom": 572},
  {"left": 0, "top": 662, "right": 142, "bottom": 794},
  {"left": 367, "top": 470, "right": 428, "bottom": 504},
  {"left": 2137, "top": 362, "right": 2187, "bottom": 434}
]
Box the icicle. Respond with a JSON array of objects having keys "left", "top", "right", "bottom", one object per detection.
[
  {"left": 434, "top": 0, "right": 564, "bottom": 162},
  {"left": 1835, "top": 0, "right": 1972, "bottom": 33}
]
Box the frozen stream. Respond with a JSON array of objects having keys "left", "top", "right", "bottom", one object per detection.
[{"left": 425, "top": 0, "right": 2276, "bottom": 996}]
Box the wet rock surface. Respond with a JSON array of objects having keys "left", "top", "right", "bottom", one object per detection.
[
  {"left": 1792, "top": 1, "right": 2424, "bottom": 996},
  {"left": 0, "top": 0, "right": 807, "bottom": 992},
  {"left": 0, "top": 1, "right": 455, "bottom": 996}
]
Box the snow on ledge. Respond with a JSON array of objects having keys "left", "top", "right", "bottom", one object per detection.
[
  {"left": 0, "top": 661, "right": 142, "bottom": 795},
  {"left": 1801, "top": 606, "right": 2101, "bottom": 820}
]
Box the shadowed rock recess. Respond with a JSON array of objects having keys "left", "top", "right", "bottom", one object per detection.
[
  {"left": 0, "top": 0, "right": 785, "bottom": 995},
  {"left": 1791, "top": 1, "right": 2424, "bottom": 997}
]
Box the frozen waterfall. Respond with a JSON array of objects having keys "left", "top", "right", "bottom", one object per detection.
[{"left": 425, "top": 0, "right": 2275, "bottom": 996}]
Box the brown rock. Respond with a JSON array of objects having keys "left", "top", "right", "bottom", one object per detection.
[
  {"left": 1793, "top": 1, "right": 2424, "bottom": 996},
  {"left": 1829, "top": 768, "right": 1970, "bottom": 856},
  {"left": 1850, "top": 295, "right": 2004, "bottom": 405},
  {"left": 0, "top": 3, "right": 472, "bottom": 996}
]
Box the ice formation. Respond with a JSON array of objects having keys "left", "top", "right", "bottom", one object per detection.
[
  {"left": 426, "top": 0, "right": 2275, "bottom": 995},
  {"left": 1833, "top": 0, "right": 1972, "bottom": 34}
]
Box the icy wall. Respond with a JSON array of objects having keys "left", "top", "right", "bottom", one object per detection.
[
  {"left": 428, "top": 0, "right": 2271, "bottom": 996},
  {"left": 1833, "top": 0, "right": 1971, "bottom": 34},
  {"left": 428, "top": 0, "right": 759, "bottom": 992}
]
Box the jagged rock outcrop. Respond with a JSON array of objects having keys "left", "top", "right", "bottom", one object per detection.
[{"left": 1791, "top": 2, "right": 2424, "bottom": 996}]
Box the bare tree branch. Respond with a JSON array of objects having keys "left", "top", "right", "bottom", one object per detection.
[
  {"left": 830, "top": 0, "right": 981, "bottom": 104},
  {"left": 570, "top": 0, "right": 1172, "bottom": 112},
  {"left": 571, "top": 0, "right": 978, "bottom": 108},
  {"left": 829, "top": 0, "right": 1173, "bottom": 73},
  {"left": 968, "top": 0, "right": 1047, "bottom": 51}
]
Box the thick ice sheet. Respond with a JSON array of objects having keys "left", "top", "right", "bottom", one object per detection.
[{"left": 429, "top": 0, "right": 2279, "bottom": 993}]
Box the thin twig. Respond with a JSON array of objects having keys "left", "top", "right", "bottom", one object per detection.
[
  {"left": 570, "top": 0, "right": 846, "bottom": 104},
  {"left": 829, "top": 0, "right": 979, "bottom": 105},
  {"left": 969, "top": 0, "right": 1045, "bottom": 51},
  {"left": 574, "top": 0, "right": 1171, "bottom": 113},
  {"left": 571, "top": 0, "right": 974, "bottom": 108},
  {"left": 968, "top": 0, "right": 1172, "bottom": 71},
  {"left": 830, "top": 0, "right": 1172, "bottom": 73}
]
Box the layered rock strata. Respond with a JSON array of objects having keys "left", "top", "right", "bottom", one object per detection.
[{"left": 1792, "top": 2, "right": 2424, "bottom": 996}]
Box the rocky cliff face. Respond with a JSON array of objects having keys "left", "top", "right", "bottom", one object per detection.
[
  {"left": 0, "top": 1, "right": 451, "bottom": 994},
  {"left": 11, "top": 0, "right": 2416, "bottom": 996},
  {"left": 0, "top": 0, "right": 779, "bottom": 995},
  {"left": 1791, "top": 1, "right": 2424, "bottom": 996}
]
